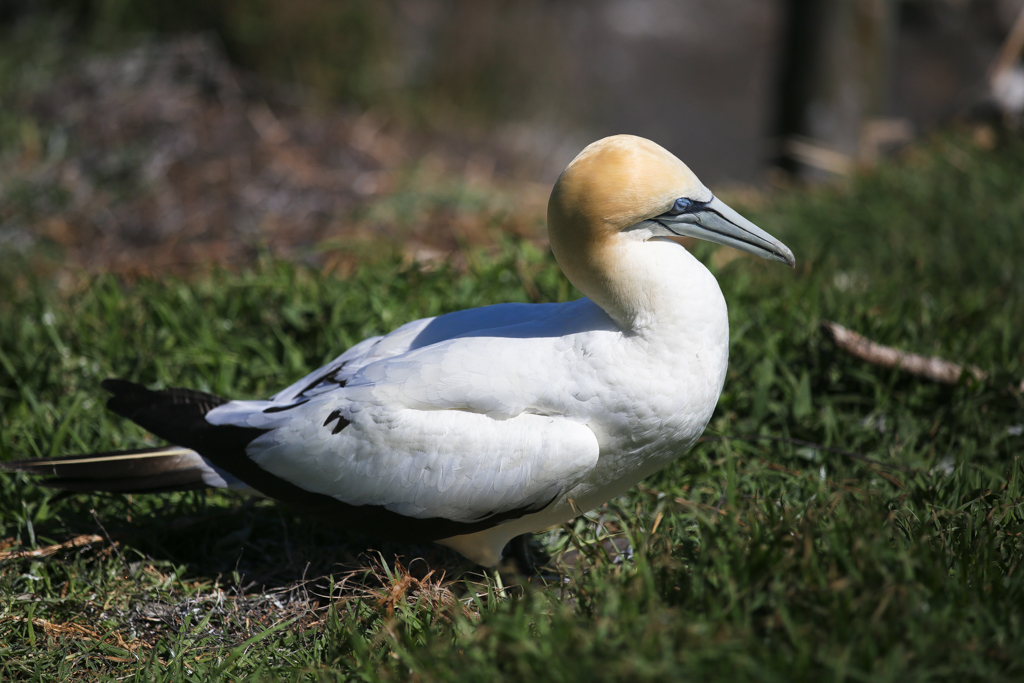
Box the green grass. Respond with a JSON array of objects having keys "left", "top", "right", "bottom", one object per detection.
[{"left": 2, "top": 131, "right": 1024, "bottom": 681}]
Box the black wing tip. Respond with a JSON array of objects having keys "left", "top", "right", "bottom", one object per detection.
[
  {"left": 101, "top": 378, "right": 230, "bottom": 423},
  {"left": 101, "top": 378, "right": 149, "bottom": 397},
  {"left": 102, "top": 378, "right": 151, "bottom": 416}
]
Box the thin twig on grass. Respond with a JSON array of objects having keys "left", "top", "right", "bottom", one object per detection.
[
  {"left": 0, "top": 615, "right": 145, "bottom": 652},
  {"left": 821, "top": 320, "right": 985, "bottom": 384},
  {"left": 0, "top": 533, "right": 104, "bottom": 560}
]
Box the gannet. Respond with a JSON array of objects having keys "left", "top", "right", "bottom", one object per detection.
[{"left": 3, "top": 135, "right": 794, "bottom": 566}]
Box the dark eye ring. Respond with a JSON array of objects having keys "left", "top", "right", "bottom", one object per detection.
[{"left": 672, "top": 197, "right": 694, "bottom": 214}]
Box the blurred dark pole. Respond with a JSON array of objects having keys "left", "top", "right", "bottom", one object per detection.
[{"left": 773, "top": 0, "right": 897, "bottom": 177}]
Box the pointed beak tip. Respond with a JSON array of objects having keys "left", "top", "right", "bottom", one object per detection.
[{"left": 776, "top": 244, "right": 796, "bottom": 269}]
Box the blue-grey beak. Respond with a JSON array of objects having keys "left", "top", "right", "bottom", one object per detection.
[{"left": 654, "top": 196, "right": 795, "bottom": 267}]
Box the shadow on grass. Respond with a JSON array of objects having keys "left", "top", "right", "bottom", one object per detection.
[
  {"left": 0, "top": 489, "right": 504, "bottom": 662},
  {"left": 14, "top": 491, "right": 473, "bottom": 597}
]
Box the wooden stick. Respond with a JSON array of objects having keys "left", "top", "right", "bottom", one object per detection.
[
  {"left": 821, "top": 320, "right": 986, "bottom": 385},
  {"left": 0, "top": 534, "right": 104, "bottom": 560}
]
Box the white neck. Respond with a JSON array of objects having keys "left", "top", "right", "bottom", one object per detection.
[{"left": 572, "top": 237, "right": 727, "bottom": 340}]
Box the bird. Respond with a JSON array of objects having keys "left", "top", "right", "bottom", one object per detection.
[{"left": 2, "top": 135, "right": 794, "bottom": 567}]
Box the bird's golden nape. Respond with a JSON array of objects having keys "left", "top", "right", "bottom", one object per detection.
[
  {"left": 546, "top": 136, "right": 710, "bottom": 323},
  {"left": 547, "top": 134, "right": 793, "bottom": 268},
  {"left": 547, "top": 135, "right": 711, "bottom": 242},
  {"left": 546, "top": 134, "right": 793, "bottom": 330}
]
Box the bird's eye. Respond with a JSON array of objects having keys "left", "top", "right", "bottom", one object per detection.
[{"left": 672, "top": 197, "right": 694, "bottom": 214}]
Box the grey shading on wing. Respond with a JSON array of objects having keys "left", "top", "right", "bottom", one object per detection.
[{"left": 269, "top": 301, "right": 580, "bottom": 404}]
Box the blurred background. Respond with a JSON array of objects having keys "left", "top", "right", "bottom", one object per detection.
[{"left": 1, "top": 0, "right": 1022, "bottom": 275}]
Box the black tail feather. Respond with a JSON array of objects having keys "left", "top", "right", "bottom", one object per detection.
[
  {"left": 100, "top": 378, "right": 269, "bottom": 484},
  {"left": 1, "top": 446, "right": 210, "bottom": 493},
  {"left": 2, "top": 379, "right": 244, "bottom": 495},
  {"left": 101, "top": 379, "right": 230, "bottom": 448}
]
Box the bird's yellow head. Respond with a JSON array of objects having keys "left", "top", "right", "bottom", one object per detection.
[
  {"left": 546, "top": 135, "right": 794, "bottom": 328},
  {"left": 548, "top": 135, "right": 710, "bottom": 243}
]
